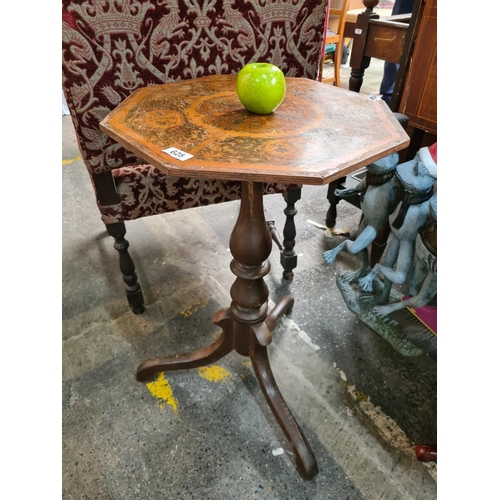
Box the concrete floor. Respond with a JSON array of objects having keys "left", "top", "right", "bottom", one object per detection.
[{"left": 62, "top": 59, "right": 437, "bottom": 499}]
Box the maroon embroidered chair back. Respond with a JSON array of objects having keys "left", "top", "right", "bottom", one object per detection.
[
  {"left": 63, "top": 0, "right": 328, "bottom": 175},
  {"left": 62, "top": 0, "right": 328, "bottom": 313}
]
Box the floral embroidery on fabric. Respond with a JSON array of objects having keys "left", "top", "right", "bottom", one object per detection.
[{"left": 63, "top": 0, "right": 325, "bottom": 221}]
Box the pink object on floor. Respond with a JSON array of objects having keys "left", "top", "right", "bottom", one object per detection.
[{"left": 403, "top": 296, "right": 437, "bottom": 335}]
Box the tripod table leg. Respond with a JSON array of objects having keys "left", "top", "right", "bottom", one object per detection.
[
  {"left": 136, "top": 312, "right": 234, "bottom": 382},
  {"left": 266, "top": 295, "right": 294, "bottom": 332},
  {"left": 249, "top": 335, "right": 319, "bottom": 480}
]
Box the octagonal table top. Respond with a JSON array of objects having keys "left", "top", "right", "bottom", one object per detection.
[{"left": 100, "top": 75, "right": 409, "bottom": 186}]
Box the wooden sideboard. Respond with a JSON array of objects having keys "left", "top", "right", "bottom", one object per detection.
[{"left": 396, "top": 0, "right": 437, "bottom": 160}]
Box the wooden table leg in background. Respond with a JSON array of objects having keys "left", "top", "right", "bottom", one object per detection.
[
  {"left": 136, "top": 181, "right": 319, "bottom": 481},
  {"left": 415, "top": 444, "right": 437, "bottom": 462}
]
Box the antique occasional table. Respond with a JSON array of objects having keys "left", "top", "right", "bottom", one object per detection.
[{"left": 100, "top": 74, "right": 409, "bottom": 480}]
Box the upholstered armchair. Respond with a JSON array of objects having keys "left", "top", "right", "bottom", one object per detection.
[{"left": 62, "top": 0, "right": 329, "bottom": 314}]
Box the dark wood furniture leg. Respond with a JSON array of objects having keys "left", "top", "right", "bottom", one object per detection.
[
  {"left": 281, "top": 188, "right": 301, "bottom": 280},
  {"left": 265, "top": 187, "right": 301, "bottom": 281},
  {"left": 136, "top": 181, "right": 318, "bottom": 480},
  {"left": 348, "top": 2, "right": 379, "bottom": 93},
  {"left": 107, "top": 222, "right": 145, "bottom": 315},
  {"left": 415, "top": 444, "right": 437, "bottom": 462},
  {"left": 93, "top": 171, "right": 145, "bottom": 314},
  {"left": 326, "top": 177, "right": 350, "bottom": 230}
]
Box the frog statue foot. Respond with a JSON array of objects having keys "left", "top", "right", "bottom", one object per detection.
[
  {"left": 358, "top": 269, "right": 377, "bottom": 292},
  {"left": 342, "top": 269, "right": 364, "bottom": 284},
  {"left": 372, "top": 303, "right": 397, "bottom": 316},
  {"left": 358, "top": 291, "right": 384, "bottom": 305}
]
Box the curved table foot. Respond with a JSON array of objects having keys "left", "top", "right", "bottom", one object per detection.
[
  {"left": 136, "top": 298, "right": 318, "bottom": 479},
  {"left": 136, "top": 327, "right": 234, "bottom": 382},
  {"left": 266, "top": 295, "right": 294, "bottom": 332},
  {"left": 250, "top": 337, "right": 318, "bottom": 480}
]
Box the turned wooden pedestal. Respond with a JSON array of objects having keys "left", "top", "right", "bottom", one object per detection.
[{"left": 136, "top": 181, "right": 317, "bottom": 478}]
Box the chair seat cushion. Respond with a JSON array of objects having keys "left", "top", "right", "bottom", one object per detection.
[{"left": 98, "top": 164, "right": 299, "bottom": 224}]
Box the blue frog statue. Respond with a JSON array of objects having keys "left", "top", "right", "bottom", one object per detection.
[
  {"left": 372, "top": 191, "right": 437, "bottom": 316},
  {"left": 328, "top": 142, "right": 438, "bottom": 356},
  {"left": 323, "top": 152, "right": 401, "bottom": 281},
  {"left": 358, "top": 143, "right": 437, "bottom": 305}
]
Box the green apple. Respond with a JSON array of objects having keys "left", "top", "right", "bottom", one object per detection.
[{"left": 236, "top": 62, "right": 286, "bottom": 115}]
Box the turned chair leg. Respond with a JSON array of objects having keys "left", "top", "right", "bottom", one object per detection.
[
  {"left": 107, "top": 222, "right": 145, "bottom": 314},
  {"left": 325, "top": 177, "right": 347, "bottom": 230},
  {"left": 281, "top": 188, "right": 301, "bottom": 280}
]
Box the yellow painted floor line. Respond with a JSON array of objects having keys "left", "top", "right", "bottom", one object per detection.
[
  {"left": 62, "top": 156, "right": 81, "bottom": 165},
  {"left": 197, "top": 365, "right": 231, "bottom": 382},
  {"left": 146, "top": 373, "right": 178, "bottom": 411}
]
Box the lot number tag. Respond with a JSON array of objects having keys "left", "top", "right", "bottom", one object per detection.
[{"left": 162, "top": 147, "right": 193, "bottom": 161}]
